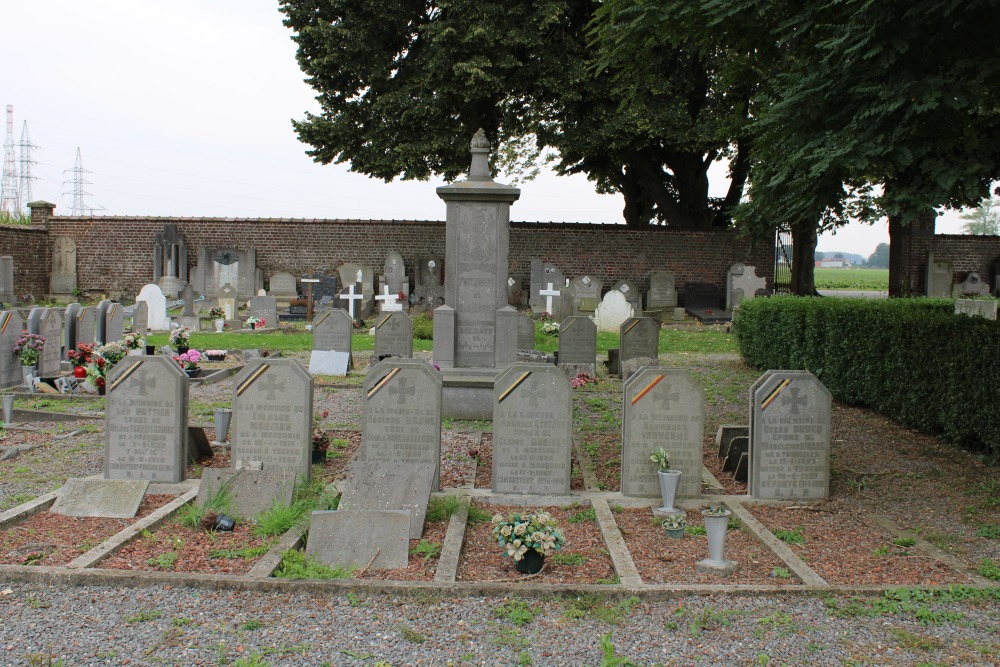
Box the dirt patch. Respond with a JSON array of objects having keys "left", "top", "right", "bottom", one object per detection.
[
  {"left": 354, "top": 520, "right": 449, "bottom": 581},
  {"left": 580, "top": 432, "right": 622, "bottom": 492}
]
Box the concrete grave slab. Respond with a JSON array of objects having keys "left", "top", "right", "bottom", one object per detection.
[
  {"left": 341, "top": 461, "right": 436, "bottom": 539},
  {"left": 51, "top": 478, "right": 149, "bottom": 518},
  {"left": 308, "top": 351, "right": 350, "bottom": 376},
  {"left": 306, "top": 509, "right": 410, "bottom": 570},
  {"left": 374, "top": 311, "right": 413, "bottom": 358},
  {"left": 197, "top": 468, "right": 296, "bottom": 520},
  {"left": 619, "top": 317, "right": 659, "bottom": 367},
  {"left": 557, "top": 316, "right": 597, "bottom": 376}
]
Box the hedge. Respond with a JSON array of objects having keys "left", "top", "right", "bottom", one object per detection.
[{"left": 733, "top": 296, "right": 1000, "bottom": 458}]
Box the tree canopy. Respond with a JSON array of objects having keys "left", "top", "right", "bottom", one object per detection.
[
  {"left": 960, "top": 196, "right": 1000, "bottom": 235},
  {"left": 278, "top": 0, "right": 752, "bottom": 227}
]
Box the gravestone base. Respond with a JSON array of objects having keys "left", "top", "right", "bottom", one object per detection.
[
  {"left": 49, "top": 294, "right": 77, "bottom": 305},
  {"left": 174, "top": 316, "right": 201, "bottom": 331},
  {"left": 442, "top": 368, "right": 499, "bottom": 419},
  {"left": 557, "top": 362, "right": 597, "bottom": 378},
  {"left": 695, "top": 558, "right": 739, "bottom": 576}
]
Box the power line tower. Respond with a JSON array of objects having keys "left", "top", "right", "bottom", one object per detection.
[
  {"left": 17, "top": 121, "right": 36, "bottom": 211},
  {"left": 63, "top": 147, "right": 94, "bottom": 216},
  {"left": 0, "top": 104, "right": 19, "bottom": 214}
]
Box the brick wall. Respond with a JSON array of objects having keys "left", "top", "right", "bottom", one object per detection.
[
  {"left": 38, "top": 216, "right": 774, "bottom": 301},
  {"left": 909, "top": 234, "right": 1000, "bottom": 294},
  {"left": 0, "top": 225, "right": 50, "bottom": 300}
]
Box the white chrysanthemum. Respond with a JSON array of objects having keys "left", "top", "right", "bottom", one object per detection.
[{"left": 492, "top": 513, "right": 504, "bottom": 524}]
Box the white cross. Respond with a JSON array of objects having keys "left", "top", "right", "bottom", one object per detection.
[
  {"left": 339, "top": 283, "right": 363, "bottom": 319},
  {"left": 539, "top": 282, "right": 560, "bottom": 313},
  {"left": 374, "top": 284, "right": 402, "bottom": 312}
]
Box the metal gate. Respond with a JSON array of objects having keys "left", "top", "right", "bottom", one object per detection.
[{"left": 773, "top": 225, "right": 793, "bottom": 295}]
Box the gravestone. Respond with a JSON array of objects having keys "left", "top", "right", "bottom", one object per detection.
[
  {"left": 97, "top": 300, "right": 124, "bottom": 344},
  {"left": 619, "top": 317, "right": 659, "bottom": 366},
  {"left": 248, "top": 294, "right": 278, "bottom": 329},
  {"left": 306, "top": 510, "right": 410, "bottom": 570},
  {"left": 516, "top": 314, "right": 535, "bottom": 350},
  {"left": 50, "top": 236, "right": 77, "bottom": 296},
  {"left": 217, "top": 282, "right": 238, "bottom": 321},
  {"left": 231, "top": 359, "right": 313, "bottom": 478},
  {"left": 75, "top": 306, "right": 96, "bottom": 346},
  {"left": 312, "top": 309, "right": 353, "bottom": 369},
  {"left": 925, "top": 253, "right": 953, "bottom": 297},
  {"left": 593, "top": 290, "right": 635, "bottom": 332},
  {"left": 414, "top": 258, "right": 444, "bottom": 307},
  {"left": 646, "top": 272, "right": 678, "bottom": 311},
  {"left": 51, "top": 479, "right": 149, "bottom": 518},
  {"left": 0, "top": 310, "right": 24, "bottom": 388},
  {"left": 136, "top": 284, "right": 170, "bottom": 331},
  {"left": 494, "top": 306, "right": 520, "bottom": 365},
  {"left": 312, "top": 275, "right": 339, "bottom": 305},
  {"left": 197, "top": 469, "right": 296, "bottom": 519},
  {"left": 0, "top": 256, "right": 13, "bottom": 303},
  {"left": 529, "top": 260, "right": 567, "bottom": 317},
  {"left": 269, "top": 272, "right": 298, "bottom": 305},
  {"left": 359, "top": 359, "right": 442, "bottom": 489},
  {"left": 955, "top": 271, "right": 991, "bottom": 297},
  {"left": 750, "top": 371, "right": 831, "bottom": 499},
  {"left": 567, "top": 275, "right": 603, "bottom": 316},
  {"left": 684, "top": 282, "right": 728, "bottom": 323},
  {"left": 557, "top": 316, "right": 597, "bottom": 376},
  {"left": 187, "top": 426, "right": 214, "bottom": 462},
  {"left": 612, "top": 279, "right": 642, "bottom": 310},
  {"left": 28, "top": 308, "right": 62, "bottom": 379},
  {"left": 104, "top": 356, "right": 189, "bottom": 483},
  {"left": 341, "top": 461, "right": 436, "bottom": 539},
  {"left": 724, "top": 436, "right": 749, "bottom": 474},
  {"left": 954, "top": 299, "right": 998, "bottom": 320},
  {"left": 192, "top": 248, "right": 260, "bottom": 302},
  {"left": 131, "top": 301, "right": 148, "bottom": 337},
  {"left": 492, "top": 363, "right": 572, "bottom": 494},
  {"left": 622, "top": 367, "right": 704, "bottom": 498},
  {"left": 152, "top": 224, "right": 189, "bottom": 297},
  {"left": 308, "top": 351, "right": 351, "bottom": 376},
  {"left": 374, "top": 311, "right": 414, "bottom": 358},
  {"left": 179, "top": 283, "right": 198, "bottom": 318},
  {"left": 716, "top": 424, "right": 749, "bottom": 459},
  {"left": 726, "top": 263, "right": 767, "bottom": 311},
  {"left": 336, "top": 263, "right": 375, "bottom": 318},
  {"left": 64, "top": 303, "right": 82, "bottom": 352},
  {"left": 381, "top": 251, "right": 409, "bottom": 296}
]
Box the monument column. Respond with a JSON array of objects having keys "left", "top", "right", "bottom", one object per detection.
[{"left": 433, "top": 129, "right": 520, "bottom": 369}]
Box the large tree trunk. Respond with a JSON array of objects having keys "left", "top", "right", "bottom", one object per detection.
[{"left": 790, "top": 221, "right": 818, "bottom": 296}]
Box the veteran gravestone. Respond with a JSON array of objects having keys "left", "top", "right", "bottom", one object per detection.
[
  {"left": 0, "top": 310, "right": 24, "bottom": 388},
  {"left": 198, "top": 469, "right": 295, "bottom": 519},
  {"left": 97, "top": 300, "right": 124, "bottom": 344},
  {"left": 341, "top": 461, "right": 436, "bottom": 539},
  {"left": 557, "top": 316, "right": 597, "bottom": 376},
  {"left": 622, "top": 368, "right": 704, "bottom": 498},
  {"left": 359, "top": 359, "right": 442, "bottom": 488},
  {"left": 248, "top": 294, "right": 278, "bottom": 329},
  {"left": 231, "top": 359, "right": 313, "bottom": 478},
  {"left": 750, "top": 371, "right": 831, "bottom": 499},
  {"left": 593, "top": 290, "right": 635, "bottom": 332},
  {"left": 492, "top": 363, "right": 572, "bottom": 494},
  {"left": 374, "top": 311, "right": 414, "bottom": 358},
  {"left": 104, "top": 356, "right": 189, "bottom": 483},
  {"left": 75, "top": 306, "right": 96, "bottom": 346},
  {"left": 28, "top": 307, "right": 62, "bottom": 379},
  {"left": 619, "top": 317, "right": 659, "bottom": 366},
  {"left": 64, "top": 303, "right": 82, "bottom": 352}
]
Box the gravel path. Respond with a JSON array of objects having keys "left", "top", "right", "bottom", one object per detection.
[{"left": 1, "top": 583, "right": 998, "bottom": 666}]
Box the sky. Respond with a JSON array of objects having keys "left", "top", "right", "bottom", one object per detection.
[{"left": 2, "top": 1, "right": 972, "bottom": 258}]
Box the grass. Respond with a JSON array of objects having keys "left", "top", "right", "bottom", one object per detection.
[
  {"left": 494, "top": 599, "right": 537, "bottom": 626},
  {"left": 272, "top": 549, "right": 355, "bottom": 579},
  {"left": 550, "top": 552, "right": 587, "bottom": 566},
  {"left": 562, "top": 594, "right": 640, "bottom": 625},
  {"left": 409, "top": 539, "right": 442, "bottom": 561},
  {"left": 813, "top": 267, "right": 889, "bottom": 290},
  {"left": 774, "top": 526, "right": 805, "bottom": 545}
]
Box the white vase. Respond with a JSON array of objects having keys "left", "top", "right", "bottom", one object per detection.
[
  {"left": 214, "top": 408, "right": 232, "bottom": 444},
  {"left": 703, "top": 511, "right": 732, "bottom": 566},
  {"left": 657, "top": 469, "right": 682, "bottom": 513},
  {"left": 21, "top": 365, "right": 35, "bottom": 391},
  {"left": 214, "top": 318, "right": 224, "bottom": 333}
]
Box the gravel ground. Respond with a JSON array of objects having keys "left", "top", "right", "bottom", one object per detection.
[{"left": 1, "top": 583, "right": 998, "bottom": 666}]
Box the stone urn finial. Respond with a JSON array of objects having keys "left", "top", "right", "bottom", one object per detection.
[{"left": 468, "top": 128, "right": 491, "bottom": 181}]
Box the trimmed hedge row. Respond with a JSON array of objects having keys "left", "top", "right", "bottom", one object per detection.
[{"left": 733, "top": 296, "right": 1000, "bottom": 457}]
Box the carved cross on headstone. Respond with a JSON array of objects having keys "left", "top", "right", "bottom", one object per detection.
[
  {"left": 374, "top": 284, "right": 401, "bottom": 312},
  {"left": 257, "top": 372, "right": 287, "bottom": 400},
  {"left": 782, "top": 386, "right": 808, "bottom": 415},
  {"left": 136, "top": 374, "right": 157, "bottom": 397},
  {"left": 339, "top": 284, "right": 363, "bottom": 319},
  {"left": 539, "top": 282, "right": 560, "bottom": 314},
  {"left": 653, "top": 387, "right": 680, "bottom": 411},
  {"left": 385, "top": 376, "right": 416, "bottom": 405}
]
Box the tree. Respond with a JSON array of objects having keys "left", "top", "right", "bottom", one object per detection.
[
  {"left": 278, "top": 0, "right": 752, "bottom": 227},
  {"left": 960, "top": 196, "right": 1000, "bottom": 235},
  {"left": 867, "top": 243, "right": 890, "bottom": 269}
]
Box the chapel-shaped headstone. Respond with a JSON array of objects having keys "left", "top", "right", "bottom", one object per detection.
[
  {"left": 646, "top": 272, "right": 678, "bottom": 311},
  {"left": 231, "top": 358, "right": 313, "bottom": 479},
  {"left": 492, "top": 363, "right": 572, "bottom": 494},
  {"left": 131, "top": 301, "right": 148, "bottom": 337},
  {"left": 28, "top": 307, "right": 63, "bottom": 379},
  {"left": 612, "top": 279, "right": 642, "bottom": 310},
  {"left": 621, "top": 367, "right": 703, "bottom": 498},
  {"left": 136, "top": 284, "right": 170, "bottom": 331},
  {"left": 557, "top": 316, "right": 597, "bottom": 377},
  {"left": 567, "top": 275, "right": 603, "bottom": 316},
  {"left": 374, "top": 311, "right": 414, "bottom": 358},
  {"left": 0, "top": 310, "right": 24, "bottom": 388},
  {"left": 248, "top": 294, "right": 278, "bottom": 329},
  {"left": 359, "top": 359, "right": 443, "bottom": 489},
  {"left": 104, "top": 356, "right": 189, "bottom": 483},
  {"left": 50, "top": 236, "right": 77, "bottom": 296},
  {"left": 153, "top": 224, "right": 188, "bottom": 298},
  {"left": 750, "top": 371, "right": 831, "bottom": 500},
  {"left": 619, "top": 317, "right": 659, "bottom": 366},
  {"left": 726, "top": 263, "right": 767, "bottom": 311},
  {"left": 925, "top": 252, "right": 953, "bottom": 297},
  {"left": 593, "top": 290, "right": 635, "bottom": 332}
]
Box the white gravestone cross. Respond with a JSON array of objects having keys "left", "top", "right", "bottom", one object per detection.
[
  {"left": 339, "top": 284, "right": 363, "bottom": 319},
  {"left": 374, "top": 285, "right": 403, "bottom": 312},
  {"left": 539, "top": 283, "right": 560, "bottom": 314}
]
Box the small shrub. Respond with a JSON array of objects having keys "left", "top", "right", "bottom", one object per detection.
[
  {"left": 273, "top": 549, "right": 355, "bottom": 579},
  {"left": 409, "top": 540, "right": 442, "bottom": 561},
  {"left": 412, "top": 313, "right": 434, "bottom": 340},
  {"left": 774, "top": 526, "right": 805, "bottom": 545}
]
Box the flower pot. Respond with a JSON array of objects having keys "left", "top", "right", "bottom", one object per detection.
[
  {"left": 184, "top": 368, "right": 201, "bottom": 379},
  {"left": 657, "top": 469, "right": 682, "bottom": 513},
  {"left": 2, "top": 394, "right": 14, "bottom": 424},
  {"left": 207, "top": 354, "right": 225, "bottom": 362},
  {"left": 97, "top": 384, "right": 106, "bottom": 396},
  {"left": 702, "top": 510, "right": 733, "bottom": 566},
  {"left": 254, "top": 323, "right": 264, "bottom": 331},
  {"left": 514, "top": 550, "right": 545, "bottom": 574},
  {"left": 214, "top": 318, "right": 224, "bottom": 333},
  {"left": 73, "top": 366, "right": 88, "bottom": 379},
  {"left": 176, "top": 345, "right": 189, "bottom": 355},
  {"left": 664, "top": 526, "right": 685, "bottom": 539},
  {"left": 311, "top": 450, "right": 327, "bottom": 464},
  {"left": 213, "top": 408, "right": 232, "bottom": 444},
  {"left": 21, "top": 365, "right": 35, "bottom": 390},
  {"left": 145, "top": 345, "right": 156, "bottom": 356}
]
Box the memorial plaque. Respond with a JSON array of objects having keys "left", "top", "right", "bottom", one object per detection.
[
  {"left": 231, "top": 359, "right": 313, "bottom": 479},
  {"left": 492, "top": 363, "right": 572, "bottom": 494},
  {"left": 28, "top": 308, "right": 63, "bottom": 379},
  {"left": 374, "top": 311, "right": 413, "bottom": 358},
  {"left": 0, "top": 310, "right": 23, "bottom": 389},
  {"left": 619, "top": 317, "right": 659, "bottom": 365},
  {"left": 51, "top": 478, "right": 149, "bottom": 518},
  {"left": 306, "top": 510, "right": 410, "bottom": 570},
  {"left": 621, "top": 368, "right": 703, "bottom": 498},
  {"left": 313, "top": 309, "right": 353, "bottom": 352},
  {"left": 197, "top": 469, "right": 296, "bottom": 520},
  {"left": 360, "top": 359, "right": 442, "bottom": 489},
  {"left": 341, "top": 461, "right": 436, "bottom": 539},
  {"left": 104, "top": 356, "right": 189, "bottom": 483},
  {"left": 750, "top": 371, "right": 831, "bottom": 499},
  {"left": 248, "top": 295, "right": 278, "bottom": 328},
  {"left": 557, "top": 316, "right": 597, "bottom": 375}
]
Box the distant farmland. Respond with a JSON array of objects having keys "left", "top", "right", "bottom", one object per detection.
[{"left": 813, "top": 268, "right": 888, "bottom": 290}]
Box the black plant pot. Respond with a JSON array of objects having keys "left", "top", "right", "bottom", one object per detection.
[
  {"left": 177, "top": 345, "right": 189, "bottom": 355},
  {"left": 312, "top": 450, "right": 327, "bottom": 464},
  {"left": 514, "top": 550, "right": 545, "bottom": 574},
  {"left": 145, "top": 345, "right": 156, "bottom": 356}
]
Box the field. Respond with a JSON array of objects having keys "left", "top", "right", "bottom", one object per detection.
[{"left": 814, "top": 267, "right": 888, "bottom": 290}]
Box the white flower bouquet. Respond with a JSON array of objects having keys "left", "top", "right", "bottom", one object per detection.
[{"left": 491, "top": 511, "right": 566, "bottom": 562}]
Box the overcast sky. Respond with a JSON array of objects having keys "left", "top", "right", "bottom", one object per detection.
[{"left": 3, "top": 1, "right": 970, "bottom": 257}]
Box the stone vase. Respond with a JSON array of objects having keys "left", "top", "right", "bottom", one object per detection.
[
  {"left": 21, "top": 365, "right": 35, "bottom": 390},
  {"left": 657, "top": 469, "right": 682, "bottom": 513},
  {"left": 213, "top": 408, "right": 232, "bottom": 445},
  {"left": 214, "top": 319, "right": 224, "bottom": 333},
  {"left": 703, "top": 510, "right": 733, "bottom": 566}
]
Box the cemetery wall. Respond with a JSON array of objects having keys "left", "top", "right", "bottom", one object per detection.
[
  {"left": 0, "top": 224, "right": 49, "bottom": 299},
  {"left": 38, "top": 215, "right": 773, "bottom": 298},
  {"left": 910, "top": 234, "right": 1000, "bottom": 294}
]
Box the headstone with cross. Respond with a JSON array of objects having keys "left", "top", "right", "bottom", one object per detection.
[
  {"left": 374, "top": 284, "right": 403, "bottom": 312},
  {"left": 538, "top": 283, "right": 560, "bottom": 315},
  {"left": 492, "top": 362, "right": 572, "bottom": 495},
  {"left": 529, "top": 259, "right": 565, "bottom": 316},
  {"left": 750, "top": 370, "right": 831, "bottom": 500},
  {"left": 104, "top": 356, "right": 189, "bottom": 483},
  {"left": 619, "top": 317, "right": 659, "bottom": 371},
  {"left": 231, "top": 358, "right": 314, "bottom": 478},
  {"left": 373, "top": 311, "right": 413, "bottom": 358},
  {"left": 621, "top": 367, "right": 704, "bottom": 498},
  {"left": 338, "top": 283, "right": 364, "bottom": 320},
  {"left": 359, "top": 358, "right": 442, "bottom": 489}
]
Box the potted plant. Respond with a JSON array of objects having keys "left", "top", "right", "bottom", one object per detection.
[
  {"left": 174, "top": 349, "right": 202, "bottom": 378},
  {"left": 700, "top": 505, "right": 734, "bottom": 568},
  {"left": 312, "top": 417, "right": 331, "bottom": 464},
  {"left": 491, "top": 510, "right": 566, "bottom": 574},
  {"left": 205, "top": 349, "right": 227, "bottom": 362},
  {"left": 169, "top": 326, "right": 192, "bottom": 353},
  {"left": 87, "top": 355, "right": 108, "bottom": 395},
  {"left": 14, "top": 332, "right": 45, "bottom": 387},
  {"left": 121, "top": 332, "right": 144, "bottom": 355},
  {"left": 208, "top": 306, "right": 226, "bottom": 333},
  {"left": 66, "top": 342, "right": 95, "bottom": 379},
  {"left": 662, "top": 513, "right": 687, "bottom": 539},
  {"left": 246, "top": 315, "right": 265, "bottom": 331},
  {"left": 650, "top": 447, "right": 682, "bottom": 514}
]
